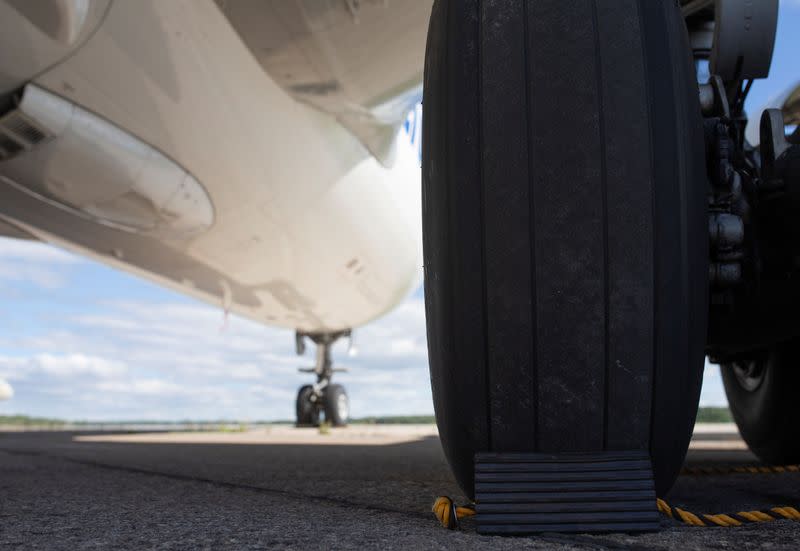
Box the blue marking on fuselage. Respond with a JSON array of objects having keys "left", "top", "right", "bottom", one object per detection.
[{"left": 403, "top": 103, "right": 423, "bottom": 164}]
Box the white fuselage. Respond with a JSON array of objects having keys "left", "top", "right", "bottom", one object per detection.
[{"left": 0, "top": 1, "right": 422, "bottom": 332}]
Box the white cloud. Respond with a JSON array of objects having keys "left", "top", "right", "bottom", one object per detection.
[
  {"left": 0, "top": 237, "right": 82, "bottom": 289},
  {"left": 0, "top": 281, "right": 434, "bottom": 420},
  {"left": 0, "top": 379, "right": 13, "bottom": 400},
  {"left": 0, "top": 264, "right": 64, "bottom": 289},
  {"left": 95, "top": 378, "right": 185, "bottom": 396},
  {"left": 0, "top": 238, "right": 80, "bottom": 263},
  {"left": 700, "top": 359, "right": 728, "bottom": 407},
  {"left": 0, "top": 354, "right": 127, "bottom": 380}
]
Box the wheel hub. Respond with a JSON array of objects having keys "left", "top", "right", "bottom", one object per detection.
[
  {"left": 336, "top": 393, "right": 349, "bottom": 422},
  {"left": 731, "top": 358, "right": 767, "bottom": 392}
]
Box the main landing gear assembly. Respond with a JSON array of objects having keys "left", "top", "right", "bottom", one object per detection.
[
  {"left": 422, "top": 0, "right": 791, "bottom": 534},
  {"left": 294, "top": 330, "right": 351, "bottom": 427}
]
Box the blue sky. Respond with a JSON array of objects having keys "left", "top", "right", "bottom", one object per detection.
[
  {"left": 0, "top": 238, "right": 431, "bottom": 420},
  {"left": 1, "top": 3, "right": 799, "bottom": 420}
]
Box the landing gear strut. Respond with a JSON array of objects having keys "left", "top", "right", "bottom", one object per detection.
[{"left": 294, "top": 330, "right": 351, "bottom": 427}]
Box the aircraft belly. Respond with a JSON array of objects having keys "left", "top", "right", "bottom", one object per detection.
[
  {"left": 0, "top": 143, "right": 421, "bottom": 332},
  {"left": 0, "top": 0, "right": 422, "bottom": 331}
]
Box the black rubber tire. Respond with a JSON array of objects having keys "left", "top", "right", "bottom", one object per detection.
[
  {"left": 721, "top": 344, "right": 800, "bottom": 464},
  {"left": 323, "top": 384, "right": 349, "bottom": 427},
  {"left": 422, "top": 0, "right": 708, "bottom": 499},
  {"left": 296, "top": 385, "right": 319, "bottom": 427}
]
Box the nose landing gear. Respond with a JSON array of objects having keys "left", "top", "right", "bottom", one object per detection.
[{"left": 294, "top": 330, "right": 351, "bottom": 427}]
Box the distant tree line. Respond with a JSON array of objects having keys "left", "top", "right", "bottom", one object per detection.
[{"left": 694, "top": 407, "right": 733, "bottom": 423}]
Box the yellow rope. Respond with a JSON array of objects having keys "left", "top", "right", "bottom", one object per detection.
[
  {"left": 653, "top": 463, "right": 800, "bottom": 526},
  {"left": 432, "top": 496, "right": 475, "bottom": 529},
  {"left": 681, "top": 464, "right": 800, "bottom": 476},
  {"left": 634, "top": 498, "right": 800, "bottom": 528},
  {"left": 675, "top": 507, "right": 707, "bottom": 526},
  {"left": 773, "top": 507, "right": 800, "bottom": 520},
  {"left": 703, "top": 513, "right": 742, "bottom": 527},
  {"left": 434, "top": 464, "right": 800, "bottom": 529},
  {"left": 435, "top": 496, "right": 800, "bottom": 530}
]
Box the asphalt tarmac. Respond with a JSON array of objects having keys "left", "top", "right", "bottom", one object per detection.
[{"left": 1, "top": 424, "right": 799, "bottom": 550}]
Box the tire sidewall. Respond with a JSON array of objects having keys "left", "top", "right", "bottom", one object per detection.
[
  {"left": 296, "top": 385, "right": 318, "bottom": 426},
  {"left": 324, "top": 384, "right": 349, "bottom": 427},
  {"left": 722, "top": 345, "right": 800, "bottom": 463}
]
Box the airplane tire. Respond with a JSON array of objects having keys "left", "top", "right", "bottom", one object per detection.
[
  {"left": 296, "top": 385, "right": 319, "bottom": 427},
  {"left": 721, "top": 344, "right": 800, "bottom": 464},
  {"left": 422, "top": 0, "right": 708, "bottom": 499},
  {"left": 324, "top": 384, "right": 349, "bottom": 427}
]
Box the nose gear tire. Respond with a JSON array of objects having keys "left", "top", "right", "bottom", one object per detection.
[
  {"left": 296, "top": 384, "right": 319, "bottom": 427},
  {"left": 324, "top": 383, "right": 349, "bottom": 427}
]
